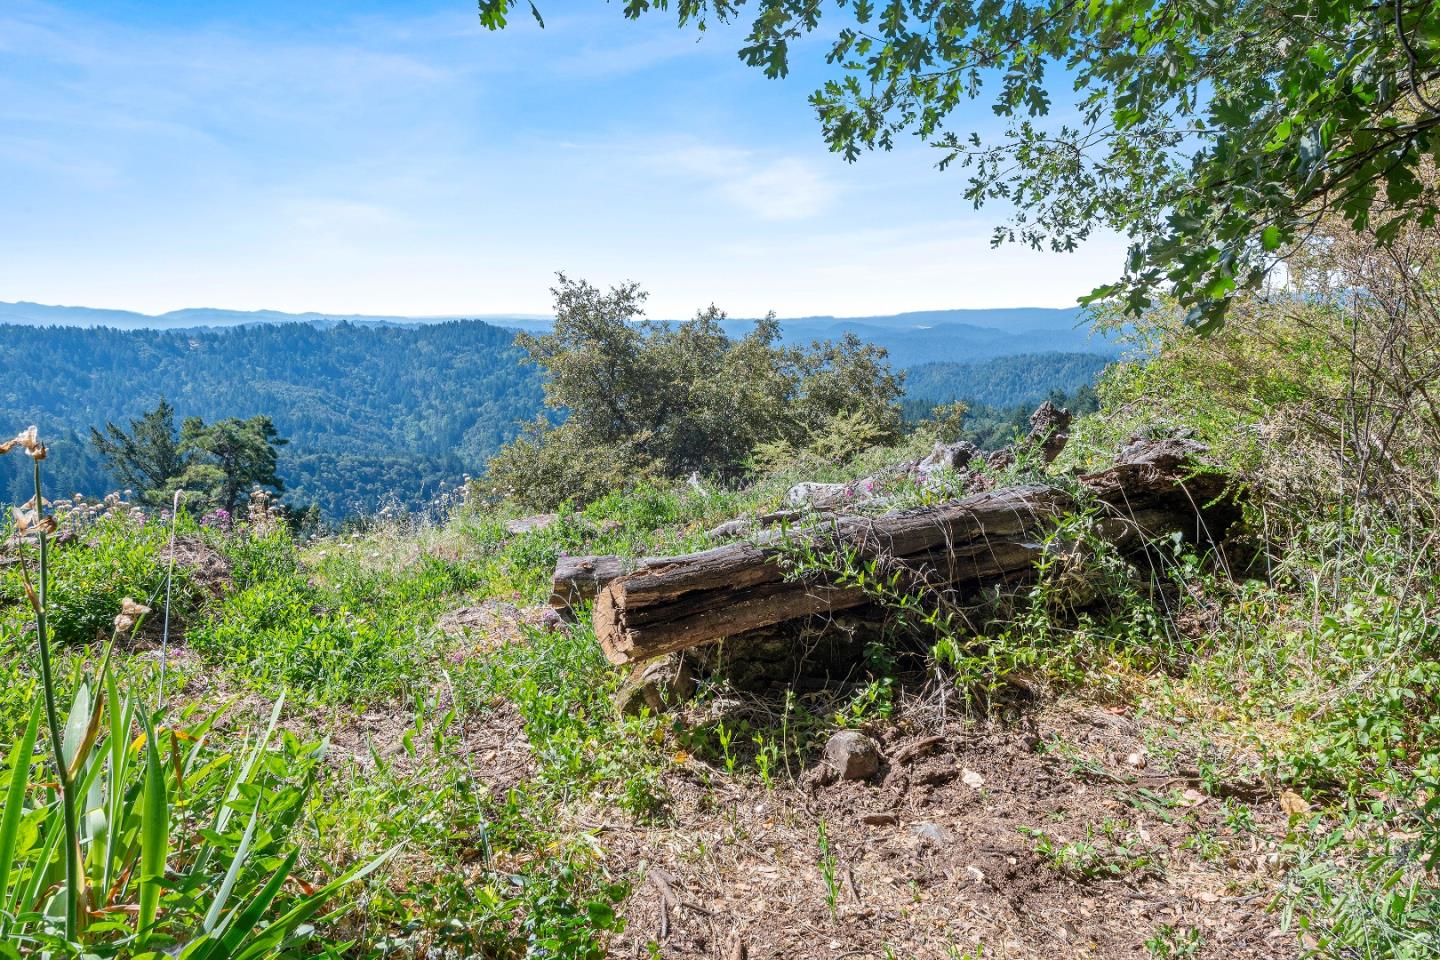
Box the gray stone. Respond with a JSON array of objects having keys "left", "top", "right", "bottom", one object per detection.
[
  {"left": 785, "top": 481, "right": 848, "bottom": 508},
  {"left": 822, "top": 730, "right": 882, "bottom": 781},
  {"left": 909, "top": 821, "right": 953, "bottom": 847},
  {"left": 918, "top": 440, "right": 978, "bottom": 476}
]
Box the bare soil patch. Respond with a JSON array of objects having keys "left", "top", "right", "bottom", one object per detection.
[
  {"left": 600, "top": 702, "right": 1296, "bottom": 959},
  {"left": 438, "top": 599, "right": 561, "bottom": 653}
]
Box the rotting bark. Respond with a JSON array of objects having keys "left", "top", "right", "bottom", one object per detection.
[
  {"left": 582, "top": 438, "right": 1236, "bottom": 665},
  {"left": 549, "top": 554, "right": 630, "bottom": 618}
]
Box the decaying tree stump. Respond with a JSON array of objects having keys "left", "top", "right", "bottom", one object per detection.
[{"left": 585, "top": 438, "right": 1236, "bottom": 666}]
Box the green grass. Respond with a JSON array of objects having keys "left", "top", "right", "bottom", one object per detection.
[{"left": 2, "top": 436, "right": 1438, "bottom": 958}]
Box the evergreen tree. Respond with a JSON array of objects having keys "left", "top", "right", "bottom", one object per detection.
[
  {"left": 90, "top": 398, "right": 187, "bottom": 504},
  {"left": 174, "top": 415, "right": 288, "bottom": 513}
]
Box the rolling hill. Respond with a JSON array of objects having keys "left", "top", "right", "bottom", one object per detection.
[{"left": 0, "top": 302, "right": 1118, "bottom": 517}]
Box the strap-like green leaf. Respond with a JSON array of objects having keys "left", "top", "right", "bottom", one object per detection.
[
  {"left": 0, "top": 699, "right": 43, "bottom": 922},
  {"left": 192, "top": 848, "right": 299, "bottom": 960},
  {"left": 137, "top": 711, "right": 170, "bottom": 941},
  {"left": 228, "top": 846, "right": 397, "bottom": 960}
]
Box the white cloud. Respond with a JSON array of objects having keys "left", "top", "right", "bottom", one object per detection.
[
  {"left": 0, "top": 1, "right": 1126, "bottom": 319},
  {"left": 655, "top": 145, "right": 838, "bottom": 220}
]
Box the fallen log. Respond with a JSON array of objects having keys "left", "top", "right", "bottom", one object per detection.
[
  {"left": 549, "top": 554, "right": 629, "bottom": 618},
  {"left": 592, "top": 438, "right": 1235, "bottom": 665}
]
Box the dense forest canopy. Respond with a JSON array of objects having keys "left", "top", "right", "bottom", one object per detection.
[
  {"left": 0, "top": 320, "right": 544, "bottom": 516},
  {"left": 0, "top": 317, "right": 1111, "bottom": 518},
  {"left": 902, "top": 352, "right": 1111, "bottom": 411}
]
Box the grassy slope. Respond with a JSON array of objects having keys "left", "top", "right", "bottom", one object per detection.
[{"left": 0, "top": 418, "right": 1434, "bottom": 958}]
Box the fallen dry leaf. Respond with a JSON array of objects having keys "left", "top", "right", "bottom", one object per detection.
[{"left": 1280, "top": 790, "right": 1311, "bottom": 815}]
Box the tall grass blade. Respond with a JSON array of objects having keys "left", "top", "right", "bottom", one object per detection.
[
  {"left": 137, "top": 711, "right": 169, "bottom": 940},
  {"left": 202, "top": 803, "right": 261, "bottom": 934},
  {"left": 102, "top": 665, "right": 127, "bottom": 899},
  {"left": 0, "top": 699, "right": 43, "bottom": 923},
  {"left": 192, "top": 848, "right": 299, "bottom": 960},
  {"left": 159, "top": 488, "right": 182, "bottom": 699},
  {"left": 14, "top": 793, "right": 65, "bottom": 922},
  {"left": 191, "top": 694, "right": 284, "bottom": 883},
  {"left": 227, "top": 846, "right": 397, "bottom": 960}
]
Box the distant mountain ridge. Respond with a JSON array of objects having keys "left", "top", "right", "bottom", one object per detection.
[
  {"left": 0, "top": 300, "right": 549, "bottom": 332},
  {"left": 0, "top": 300, "right": 1084, "bottom": 332},
  {"left": 0, "top": 300, "right": 1116, "bottom": 365}
]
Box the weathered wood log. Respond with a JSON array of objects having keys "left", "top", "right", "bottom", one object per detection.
[
  {"left": 705, "top": 508, "right": 840, "bottom": 541},
  {"left": 549, "top": 554, "right": 629, "bottom": 618},
  {"left": 593, "top": 438, "right": 1235, "bottom": 665}
]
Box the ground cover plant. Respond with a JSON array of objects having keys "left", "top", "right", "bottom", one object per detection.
[{"left": 2, "top": 215, "right": 1439, "bottom": 956}]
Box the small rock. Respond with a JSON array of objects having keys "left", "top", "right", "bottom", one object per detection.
[
  {"left": 918, "top": 440, "right": 978, "bottom": 476},
  {"left": 786, "top": 481, "right": 848, "bottom": 508},
  {"left": 910, "top": 821, "right": 952, "bottom": 847},
  {"left": 505, "top": 513, "right": 558, "bottom": 535},
  {"left": 705, "top": 517, "right": 755, "bottom": 539},
  {"left": 823, "top": 730, "right": 882, "bottom": 781},
  {"left": 961, "top": 768, "right": 985, "bottom": 789}
]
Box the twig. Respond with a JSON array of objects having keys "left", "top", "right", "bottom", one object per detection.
[
  {"left": 158, "top": 489, "right": 182, "bottom": 705},
  {"left": 892, "top": 734, "right": 946, "bottom": 766}
]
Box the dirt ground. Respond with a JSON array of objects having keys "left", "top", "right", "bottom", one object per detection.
[
  {"left": 595, "top": 701, "right": 1298, "bottom": 960},
  {"left": 169, "top": 638, "right": 1299, "bottom": 959}
]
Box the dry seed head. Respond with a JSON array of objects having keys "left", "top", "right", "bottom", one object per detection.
[
  {"left": 0, "top": 425, "right": 46, "bottom": 459},
  {"left": 114, "top": 597, "right": 152, "bottom": 633},
  {"left": 0, "top": 428, "right": 39, "bottom": 457},
  {"left": 10, "top": 507, "right": 56, "bottom": 537}
]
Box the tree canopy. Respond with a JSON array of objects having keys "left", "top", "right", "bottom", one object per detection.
[
  {"left": 481, "top": 0, "right": 1440, "bottom": 329},
  {"left": 485, "top": 275, "right": 905, "bottom": 507},
  {"left": 175, "top": 415, "right": 288, "bottom": 515},
  {"left": 88, "top": 401, "right": 289, "bottom": 515},
  {"left": 90, "top": 398, "right": 186, "bottom": 504}
]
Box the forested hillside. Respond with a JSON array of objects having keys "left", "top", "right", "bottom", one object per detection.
[
  {"left": 902, "top": 352, "right": 1111, "bottom": 409},
  {"left": 0, "top": 318, "right": 1111, "bottom": 518},
  {"left": 0, "top": 321, "right": 544, "bottom": 516}
]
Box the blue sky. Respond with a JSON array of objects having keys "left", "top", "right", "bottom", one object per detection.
[{"left": 0, "top": 0, "right": 1125, "bottom": 318}]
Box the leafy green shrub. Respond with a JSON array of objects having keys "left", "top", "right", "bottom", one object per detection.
[
  {"left": 0, "top": 516, "right": 204, "bottom": 647},
  {"left": 188, "top": 579, "right": 427, "bottom": 703},
  {"left": 219, "top": 525, "right": 300, "bottom": 590},
  {"left": 485, "top": 276, "right": 904, "bottom": 510}
]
